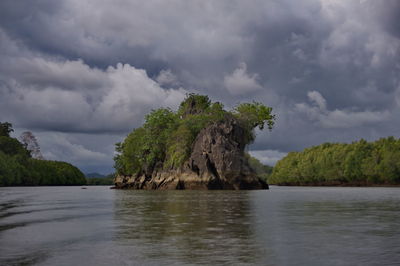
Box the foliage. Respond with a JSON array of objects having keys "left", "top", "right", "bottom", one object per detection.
[
  {"left": 269, "top": 137, "right": 400, "bottom": 185},
  {"left": 164, "top": 124, "right": 193, "bottom": 169},
  {"left": 0, "top": 136, "right": 30, "bottom": 157},
  {"left": 115, "top": 94, "right": 275, "bottom": 176},
  {"left": 0, "top": 122, "right": 86, "bottom": 186},
  {"left": 0, "top": 122, "right": 14, "bottom": 137},
  {"left": 233, "top": 102, "right": 276, "bottom": 144},
  {"left": 0, "top": 151, "right": 27, "bottom": 186},
  {"left": 246, "top": 153, "right": 273, "bottom": 181},
  {"left": 27, "top": 159, "right": 86, "bottom": 186},
  {"left": 177, "top": 93, "right": 211, "bottom": 117}
]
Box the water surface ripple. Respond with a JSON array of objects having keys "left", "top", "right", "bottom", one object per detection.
[{"left": 0, "top": 186, "right": 399, "bottom": 265}]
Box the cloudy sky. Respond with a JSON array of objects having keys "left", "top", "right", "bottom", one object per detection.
[{"left": 1, "top": 0, "right": 399, "bottom": 174}]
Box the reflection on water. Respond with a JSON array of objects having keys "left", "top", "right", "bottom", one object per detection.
[
  {"left": 256, "top": 187, "right": 400, "bottom": 266},
  {"left": 113, "top": 191, "right": 261, "bottom": 264},
  {"left": 1, "top": 186, "right": 400, "bottom": 265}
]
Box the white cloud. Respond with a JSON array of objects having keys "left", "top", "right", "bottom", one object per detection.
[
  {"left": 296, "top": 90, "right": 390, "bottom": 128},
  {"left": 1, "top": 61, "right": 186, "bottom": 132},
  {"left": 41, "top": 133, "right": 109, "bottom": 164},
  {"left": 0, "top": 31, "right": 187, "bottom": 133},
  {"left": 224, "top": 62, "right": 262, "bottom": 95},
  {"left": 307, "top": 90, "right": 327, "bottom": 110},
  {"left": 155, "top": 69, "right": 180, "bottom": 87},
  {"left": 249, "top": 149, "right": 287, "bottom": 166},
  {"left": 320, "top": 109, "right": 389, "bottom": 128}
]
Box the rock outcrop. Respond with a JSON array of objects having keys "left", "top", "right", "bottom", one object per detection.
[{"left": 114, "top": 116, "right": 268, "bottom": 190}]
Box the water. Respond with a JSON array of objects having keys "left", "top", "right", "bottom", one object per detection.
[{"left": 0, "top": 186, "right": 399, "bottom": 266}]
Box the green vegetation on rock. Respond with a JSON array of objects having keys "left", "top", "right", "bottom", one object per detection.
[
  {"left": 0, "top": 122, "right": 86, "bottom": 186},
  {"left": 114, "top": 94, "right": 275, "bottom": 176},
  {"left": 270, "top": 137, "right": 400, "bottom": 186}
]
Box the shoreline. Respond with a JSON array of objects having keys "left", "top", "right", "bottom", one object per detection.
[{"left": 270, "top": 182, "right": 400, "bottom": 187}]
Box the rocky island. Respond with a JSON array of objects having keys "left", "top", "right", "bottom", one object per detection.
[{"left": 114, "top": 94, "right": 275, "bottom": 190}]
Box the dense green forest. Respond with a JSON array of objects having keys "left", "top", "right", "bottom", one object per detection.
[
  {"left": 270, "top": 137, "right": 400, "bottom": 186},
  {"left": 0, "top": 122, "right": 86, "bottom": 186},
  {"left": 114, "top": 94, "right": 275, "bottom": 178}
]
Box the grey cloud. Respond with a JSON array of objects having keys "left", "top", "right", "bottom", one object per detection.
[
  {"left": 1, "top": 0, "right": 399, "bottom": 172},
  {"left": 295, "top": 91, "right": 390, "bottom": 129},
  {"left": 1, "top": 1, "right": 398, "bottom": 105},
  {"left": 38, "top": 132, "right": 115, "bottom": 174},
  {"left": 12, "top": 128, "right": 123, "bottom": 174}
]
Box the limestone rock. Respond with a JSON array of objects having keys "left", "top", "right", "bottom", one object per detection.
[{"left": 114, "top": 116, "right": 268, "bottom": 190}]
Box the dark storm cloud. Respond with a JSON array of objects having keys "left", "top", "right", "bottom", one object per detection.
[
  {"left": 371, "top": 0, "right": 400, "bottom": 39},
  {"left": 0, "top": 0, "right": 169, "bottom": 73},
  {"left": 1, "top": 0, "right": 399, "bottom": 172}
]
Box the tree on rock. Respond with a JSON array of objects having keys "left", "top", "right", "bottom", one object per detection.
[{"left": 0, "top": 122, "right": 14, "bottom": 137}]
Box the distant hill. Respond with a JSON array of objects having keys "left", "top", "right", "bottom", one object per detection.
[
  {"left": 86, "top": 173, "right": 114, "bottom": 185},
  {"left": 86, "top": 172, "right": 107, "bottom": 178}
]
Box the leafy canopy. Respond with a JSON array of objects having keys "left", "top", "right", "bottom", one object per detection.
[
  {"left": 0, "top": 122, "right": 14, "bottom": 137},
  {"left": 0, "top": 122, "right": 86, "bottom": 186},
  {"left": 233, "top": 102, "right": 276, "bottom": 144},
  {"left": 234, "top": 102, "right": 275, "bottom": 130},
  {"left": 270, "top": 137, "right": 400, "bottom": 185}
]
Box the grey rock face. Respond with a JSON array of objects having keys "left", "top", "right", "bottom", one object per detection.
[
  {"left": 115, "top": 117, "right": 268, "bottom": 190},
  {"left": 186, "top": 116, "right": 267, "bottom": 189}
]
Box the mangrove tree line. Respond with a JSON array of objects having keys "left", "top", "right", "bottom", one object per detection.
[
  {"left": 0, "top": 122, "right": 86, "bottom": 186},
  {"left": 270, "top": 137, "right": 400, "bottom": 185}
]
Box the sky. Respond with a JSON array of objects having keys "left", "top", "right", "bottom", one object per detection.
[{"left": 0, "top": 0, "right": 399, "bottom": 174}]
